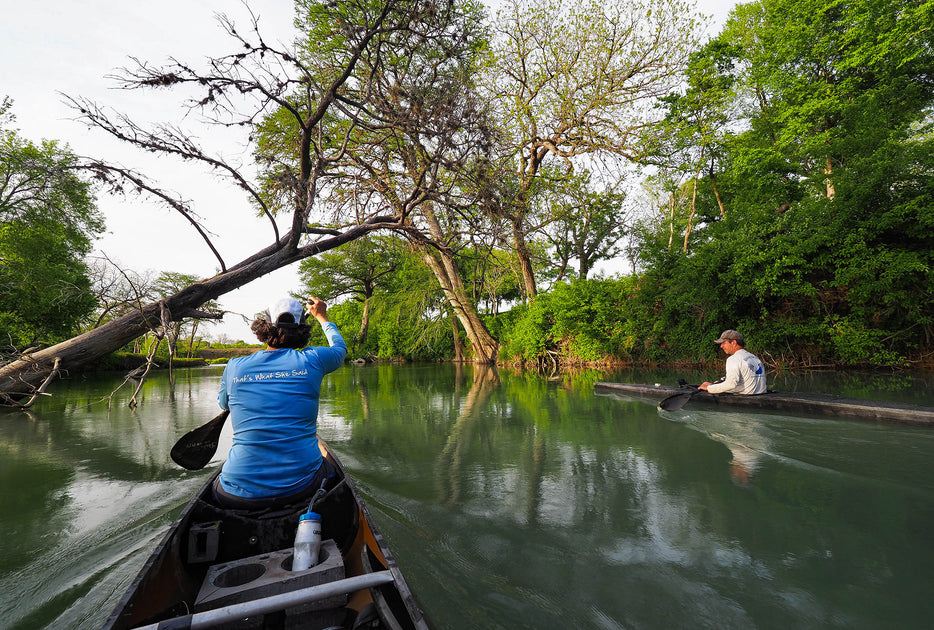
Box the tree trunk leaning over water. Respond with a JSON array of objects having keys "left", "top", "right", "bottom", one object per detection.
[
  {"left": 0, "top": 1, "right": 440, "bottom": 405},
  {"left": 418, "top": 243, "right": 499, "bottom": 364},
  {"left": 0, "top": 217, "right": 394, "bottom": 405},
  {"left": 290, "top": 0, "right": 500, "bottom": 364}
]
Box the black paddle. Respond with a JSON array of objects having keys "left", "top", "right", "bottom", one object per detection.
[
  {"left": 658, "top": 387, "right": 700, "bottom": 411},
  {"left": 657, "top": 377, "right": 725, "bottom": 411},
  {"left": 170, "top": 409, "right": 230, "bottom": 470}
]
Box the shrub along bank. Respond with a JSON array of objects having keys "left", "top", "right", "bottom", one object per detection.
[
  {"left": 321, "top": 276, "right": 931, "bottom": 371},
  {"left": 490, "top": 277, "right": 932, "bottom": 371}
]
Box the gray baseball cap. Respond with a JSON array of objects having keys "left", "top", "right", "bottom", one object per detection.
[{"left": 714, "top": 329, "right": 744, "bottom": 344}]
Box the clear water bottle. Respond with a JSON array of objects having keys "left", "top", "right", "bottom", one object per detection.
[{"left": 292, "top": 510, "right": 322, "bottom": 571}]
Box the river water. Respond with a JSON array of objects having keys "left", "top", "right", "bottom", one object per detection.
[{"left": 2, "top": 363, "right": 934, "bottom": 629}]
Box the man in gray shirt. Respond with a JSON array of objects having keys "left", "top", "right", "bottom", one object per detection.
[{"left": 700, "top": 329, "right": 767, "bottom": 395}]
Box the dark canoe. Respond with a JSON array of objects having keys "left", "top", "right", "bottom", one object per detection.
[
  {"left": 594, "top": 382, "right": 934, "bottom": 426},
  {"left": 103, "top": 439, "right": 430, "bottom": 630}
]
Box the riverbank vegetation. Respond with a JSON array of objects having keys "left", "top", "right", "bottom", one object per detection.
[
  {"left": 2, "top": 0, "right": 933, "bottom": 405},
  {"left": 301, "top": 0, "right": 934, "bottom": 371}
]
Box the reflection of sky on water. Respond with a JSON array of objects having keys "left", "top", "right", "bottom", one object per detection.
[
  {"left": 600, "top": 447, "right": 757, "bottom": 568},
  {"left": 588, "top": 443, "right": 861, "bottom": 629},
  {"left": 0, "top": 463, "right": 209, "bottom": 629},
  {"left": 66, "top": 473, "right": 157, "bottom": 535},
  {"left": 318, "top": 408, "right": 354, "bottom": 442}
]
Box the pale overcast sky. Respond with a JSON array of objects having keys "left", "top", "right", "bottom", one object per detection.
[{"left": 0, "top": 0, "right": 738, "bottom": 341}]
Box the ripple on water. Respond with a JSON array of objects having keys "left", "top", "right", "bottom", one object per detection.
[{"left": 0, "top": 473, "right": 208, "bottom": 630}]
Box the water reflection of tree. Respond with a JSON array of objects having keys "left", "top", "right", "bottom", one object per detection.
[
  {"left": 435, "top": 365, "right": 500, "bottom": 506},
  {"left": 7, "top": 369, "right": 222, "bottom": 481}
]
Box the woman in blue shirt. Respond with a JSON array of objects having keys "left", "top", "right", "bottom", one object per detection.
[{"left": 212, "top": 296, "right": 347, "bottom": 509}]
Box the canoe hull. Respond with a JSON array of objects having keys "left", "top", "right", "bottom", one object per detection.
[
  {"left": 594, "top": 382, "right": 934, "bottom": 426},
  {"left": 103, "top": 439, "right": 429, "bottom": 629}
]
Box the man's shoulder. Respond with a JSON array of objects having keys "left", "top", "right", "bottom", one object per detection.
[{"left": 739, "top": 349, "right": 766, "bottom": 375}]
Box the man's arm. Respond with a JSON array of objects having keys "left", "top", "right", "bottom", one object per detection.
[{"left": 706, "top": 356, "right": 742, "bottom": 393}]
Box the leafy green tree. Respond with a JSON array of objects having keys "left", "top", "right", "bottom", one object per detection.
[
  {"left": 297, "top": 235, "right": 405, "bottom": 347},
  {"left": 262, "top": 0, "right": 502, "bottom": 363},
  {"left": 308, "top": 245, "right": 456, "bottom": 360},
  {"left": 380, "top": 252, "right": 459, "bottom": 360},
  {"left": 455, "top": 244, "right": 523, "bottom": 316},
  {"left": 719, "top": 0, "right": 934, "bottom": 202},
  {"left": 0, "top": 100, "right": 102, "bottom": 350},
  {"left": 494, "top": 277, "right": 635, "bottom": 365},
  {"left": 481, "top": 0, "right": 703, "bottom": 298},
  {"left": 633, "top": 0, "right": 934, "bottom": 366},
  {"left": 648, "top": 42, "right": 737, "bottom": 251},
  {"left": 541, "top": 170, "right": 628, "bottom": 280}
]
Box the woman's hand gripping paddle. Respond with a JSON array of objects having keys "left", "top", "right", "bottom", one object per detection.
[{"left": 170, "top": 409, "right": 230, "bottom": 470}]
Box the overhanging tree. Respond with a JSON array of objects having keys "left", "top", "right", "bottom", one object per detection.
[
  {"left": 258, "top": 0, "right": 502, "bottom": 362},
  {"left": 0, "top": 1, "right": 466, "bottom": 405},
  {"left": 0, "top": 99, "right": 102, "bottom": 352}
]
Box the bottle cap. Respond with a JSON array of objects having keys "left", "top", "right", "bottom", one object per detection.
[{"left": 299, "top": 510, "right": 321, "bottom": 521}]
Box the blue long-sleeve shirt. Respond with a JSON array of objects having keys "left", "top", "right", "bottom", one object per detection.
[{"left": 217, "top": 321, "right": 346, "bottom": 499}]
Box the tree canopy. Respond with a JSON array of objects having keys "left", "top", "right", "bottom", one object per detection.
[
  {"left": 0, "top": 99, "right": 102, "bottom": 350},
  {"left": 1, "top": 0, "right": 483, "bottom": 403},
  {"left": 631, "top": 0, "right": 934, "bottom": 366}
]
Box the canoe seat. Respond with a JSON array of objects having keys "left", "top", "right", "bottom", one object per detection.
[{"left": 185, "top": 478, "right": 359, "bottom": 567}]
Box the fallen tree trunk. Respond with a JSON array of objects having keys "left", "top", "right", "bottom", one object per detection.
[
  {"left": 0, "top": 217, "right": 393, "bottom": 404},
  {"left": 2, "top": 1, "right": 484, "bottom": 403}
]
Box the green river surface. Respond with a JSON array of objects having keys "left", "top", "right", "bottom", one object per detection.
[{"left": 2, "top": 363, "right": 934, "bottom": 629}]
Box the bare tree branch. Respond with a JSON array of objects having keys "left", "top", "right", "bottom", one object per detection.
[{"left": 0, "top": 0, "right": 448, "bottom": 402}]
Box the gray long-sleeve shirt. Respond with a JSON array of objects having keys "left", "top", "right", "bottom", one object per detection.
[{"left": 707, "top": 348, "right": 767, "bottom": 395}]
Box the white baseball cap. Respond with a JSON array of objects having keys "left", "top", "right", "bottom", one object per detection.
[{"left": 264, "top": 297, "right": 305, "bottom": 325}]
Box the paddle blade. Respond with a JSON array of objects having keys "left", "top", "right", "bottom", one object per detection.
[
  {"left": 170, "top": 409, "right": 229, "bottom": 470},
  {"left": 658, "top": 390, "right": 697, "bottom": 411}
]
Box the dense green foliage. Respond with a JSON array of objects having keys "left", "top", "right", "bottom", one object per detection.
[
  {"left": 302, "top": 238, "right": 459, "bottom": 360},
  {"left": 295, "top": 0, "right": 934, "bottom": 370},
  {"left": 629, "top": 0, "right": 934, "bottom": 368},
  {"left": 0, "top": 101, "right": 102, "bottom": 350}
]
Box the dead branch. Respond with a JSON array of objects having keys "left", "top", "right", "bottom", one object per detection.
[
  {"left": 8, "top": 357, "right": 61, "bottom": 409},
  {"left": 78, "top": 161, "right": 229, "bottom": 272},
  {"left": 0, "top": 1, "right": 478, "bottom": 402}
]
